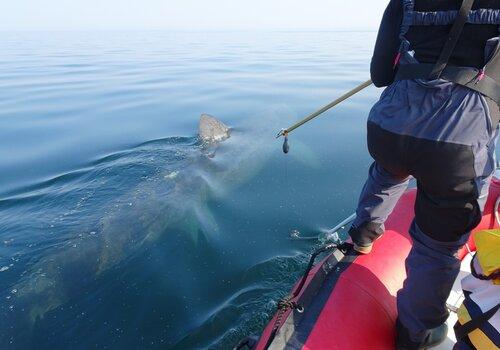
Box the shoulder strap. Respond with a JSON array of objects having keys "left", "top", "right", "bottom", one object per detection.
[
  {"left": 429, "top": 0, "right": 476, "bottom": 80},
  {"left": 454, "top": 303, "right": 500, "bottom": 340}
]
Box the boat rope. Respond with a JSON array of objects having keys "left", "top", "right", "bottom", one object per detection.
[
  {"left": 276, "top": 79, "right": 373, "bottom": 153},
  {"left": 263, "top": 242, "right": 351, "bottom": 349}
]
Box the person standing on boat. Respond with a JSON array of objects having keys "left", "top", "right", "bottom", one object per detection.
[{"left": 347, "top": 0, "right": 500, "bottom": 349}]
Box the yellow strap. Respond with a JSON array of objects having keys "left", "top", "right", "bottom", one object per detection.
[
  {"left": 469, "top": 329, "right": 498, "bottom": 350},
  {"left": 457, "top": 304, "right": 498, "bottom": 350}
]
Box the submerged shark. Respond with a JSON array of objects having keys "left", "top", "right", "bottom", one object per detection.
[
  {"left": 1, "top": 111, "right": 318, "bottom": 340},
  {"left": 0, "top": 114, "right": 257, "bottom": 333}
]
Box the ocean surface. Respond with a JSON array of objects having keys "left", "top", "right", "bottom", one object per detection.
[{"left": 0, "top": 31, "right": 381, "bottom": 349}]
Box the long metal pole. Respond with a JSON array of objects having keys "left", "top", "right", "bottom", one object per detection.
[{"left": 277, "top": 79, "right": 373, "bottom": 138}]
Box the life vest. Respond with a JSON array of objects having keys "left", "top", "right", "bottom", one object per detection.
[
  {"left": 393, "top": 0, "right": 500, "bottom": 106},
  {"left": 454, "top": 229, "right": 500, "bottom": 349}
]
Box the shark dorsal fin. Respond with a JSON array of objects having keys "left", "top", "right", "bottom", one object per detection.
[{"left": 198, "top": 114, "right": 230, "bottom": 144}]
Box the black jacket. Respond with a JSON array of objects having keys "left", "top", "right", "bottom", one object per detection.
[{"left": 371, "top": 0, "right": 500, "bottom": 87}]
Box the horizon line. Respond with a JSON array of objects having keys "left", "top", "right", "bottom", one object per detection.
[{"left": 0, "top": 28, "right": 378, "bottom": 33}]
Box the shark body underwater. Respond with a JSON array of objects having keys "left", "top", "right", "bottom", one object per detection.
[{"left": 0, "top": 112, "right": 318, "bottom": 340}]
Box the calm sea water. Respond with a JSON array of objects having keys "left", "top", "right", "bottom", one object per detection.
[{"left": 0, "top": 31, "right": 380, "bottom": 349}]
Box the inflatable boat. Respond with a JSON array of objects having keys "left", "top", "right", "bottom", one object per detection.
[{"left": 236, "top": 176, "right": 500, "bottom": 350}]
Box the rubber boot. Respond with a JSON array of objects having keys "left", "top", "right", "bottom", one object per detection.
[
  {"left": 396, "top": 318, "right": 448, "bottom": 350},
  {"left": 348, "top": 222, "right": 384, "bottom": 254}
]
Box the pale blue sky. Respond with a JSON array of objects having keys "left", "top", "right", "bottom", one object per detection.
[{"left": 0, "top": 0, "right": 388, "bottom": 31}]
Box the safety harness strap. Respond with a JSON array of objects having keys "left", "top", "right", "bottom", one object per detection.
[
  {"left": 396, "top": 63, "right": 500, "bottom": 104},
  {"left": 412, "top": 9, "right": 500, "bottom": 26},
  {"left": 454, "top": 303, "right": 500, "bottom": 340},
  {"left": 428, "top": 0, "right": 475, "bottom": 80}
]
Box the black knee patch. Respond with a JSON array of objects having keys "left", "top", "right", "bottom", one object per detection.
[{"left": 415, "top": 189, "right": 481, "bottom": 242}]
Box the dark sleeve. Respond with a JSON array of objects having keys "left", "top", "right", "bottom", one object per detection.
[{"left": 370, "top": 0, "right": 403, "bottom": 87}]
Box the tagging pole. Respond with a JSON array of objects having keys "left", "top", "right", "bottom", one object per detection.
[{"left": 276, "top": 79, "right": 373, "bottom": 150}]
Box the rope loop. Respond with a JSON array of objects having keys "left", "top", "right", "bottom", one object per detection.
[{"left": 277, "top": 297, "right": 301, "bottom": 311}]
